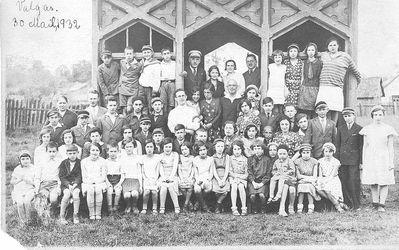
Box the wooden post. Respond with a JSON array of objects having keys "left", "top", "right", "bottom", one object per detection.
[
  {"left": 92, "top": 0, "right": 100, "bottom": 89},
  {"left": 260, "top": 0, "right": 270, "bottom": 100},
  {"left": 175, "top": 0, "right": 184, "bottom": 90}
]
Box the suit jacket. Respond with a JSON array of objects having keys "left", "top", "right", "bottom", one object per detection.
[
  {"left": 184, "top": 66, "right": 207, "bottom": 100},
  {"left": 202, "top": 79, "right": 225, "bottom": 99},
  {"left": 150, "top": 113, "right": 171, "bottom": 138},
  {"left": 86, "top": 106, "right": 108, "bottom": 126},
  {"left": 71, "top": 124, "right": 94, "bottom": 148},
  {"left": 134, "top": 131, "right": 153, "bottom": 152},
  {"left": 243, "top": 67, "right": 261, "bottom": 89},
  {"left": 335, "top": 123, "right": 363, "bottom": 165},
  {"left": 304, "top": 117, "right": 336, "bottom": 159},
  {"left": 61, "top": 109, "right": 78, "bottom": 129},
  {"left": 259, "top": 112, "right": 281, "bottom": 132},
  {"left": 59, "top": 158, "right": 82, "bottom": 191},
  {"left": 96, "top": 113, "right": 127, "bottom": 144},
  {"left": 43, "top": 124, "right": 67, "bottom": 145}
]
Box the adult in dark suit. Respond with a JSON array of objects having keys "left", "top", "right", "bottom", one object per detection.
[
  {"left": 56, "top": 95, "right": 78, "bottom": 129},
  {"left": 149, "top": 97, "right": 171, "bottom": 138},
  {"left": 182, "top": 50, "right": 207, "bottom": 100},
  {"left": 86, "top": 90, "right": 108, "bottom": 126},
  {"left": 96, "top": 97, "right": 127, "bottom": 144},
  {"left": 335, "top": 107, "right": 363, "bottom": 210},
  {"left": 243, "top": 54, "right": 261, "bottom": 89},
  {"left": 304, "top": 101, "right": 336, "bottom": 159}
]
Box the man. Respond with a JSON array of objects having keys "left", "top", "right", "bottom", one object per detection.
[
  {"left": 96, "top": 97, "right": 127, "bottom": 144},
  {"left": 243, "top": 54, "right": 261, "bottom": 89},
  {"left": 220, "top": 79, "right": 242, "bottom": 130},
  {"left": 335, "top": 107, "right": 363, "bottom": 210},
  {"left": 182, "top": 50, "right": 206, "bottom": 100},
  {"left": 97, "top": 50, "right": 120, "bottom": 107},
  {"left": 86, "top": 89, "right": 108, "bottom": 126}
]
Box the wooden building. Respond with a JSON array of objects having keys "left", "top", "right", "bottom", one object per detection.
[
  {"left": 356, "top": 77, "right": 384, "bottom": 105},
  {"left": 92, "top": 0, "right": 359, "bottom": 106}
]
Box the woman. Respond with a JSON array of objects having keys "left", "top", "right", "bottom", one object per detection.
[
  {"left": 223, "top": 60, "right": 246, "bottom": 97},
  {"left": 272, "top": 115, "right": 302, "bottom": 159},
  {"left": 359, "top": 105, "right": 397, "bottom": 212},
  {"left": 55, "top": 95, "right": 78, "bottom": 129},
  {"left": 199, "top": 82, "right": 222, "bottom": 141},
  {"left": 204, "top": 65, "right": 224, "bottom": 99},
  {"left": 236, "top": 99, "right": 261, "bottom": 136},
  {"left": 284, "top": 43, "right": 303, "bottom": 106},
  {"left": 317, "top": 37, "right": 361, "bottom": 123}
]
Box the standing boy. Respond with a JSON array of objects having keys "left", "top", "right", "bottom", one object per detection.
[
  {"left": 134, "top": 116, "right": 153, "bottom": 152},
  {"left": 159, "top": 47, "right": 176, "bottom": 114},
  {"left": 71, "top": 110, "right": 94, "bottom": 148},
  {"left": 43, "top": 110, "right": 66, "bottom": 145},
  {"left": 259, "top": 97, "right": 281, "bottom": 133},
  {"left": 335, "top": 107, "right": 363, "bottom": 210},
  {"left": 97, "top": 50, "right": 120, "bottom": 107},
  {"left": 149, "top": 97, "right": 171, "bottom": 138},
  {"left": 96, "top": 97, "right": 127, "bottom": 144}
]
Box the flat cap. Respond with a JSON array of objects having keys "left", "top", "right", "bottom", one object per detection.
[
  {"left": 77, "top": 110, "right": 90, "bottom": 118},
  {"left": 102, "top": 50, "right": 112, "bottom": 56},
  {"left": 151, "top": 97, "right": 163, "bottom": 105},
  {"left": 142, "top": 45, "right": 153, "bottom": 52},
  {"left": 188, "top": 50, "right": 202, "bottom": 58},
  {"left": 342, "top": 107, "right": 355, "bottom": 115},
  {"left": 315, "top": 101, "right": 328, "bottom": 110},
  {"left": 139, "top": 116, "right": 151, "bottom": 124},
  {"left": 299, "top": 143, "right": 312, "bottom": 151},
  {"left": 152, "top": 128, "right": 164, "bottom": 135},
  {"left": 47, "top": 109, "right": 60, "bottom": 118}
]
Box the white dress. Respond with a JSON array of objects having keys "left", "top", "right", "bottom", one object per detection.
[
  {"left": 267, "top": 63, "right": 286, "bottom": 104},
  {"left": 316, "top": 157, "right": 343, "bottom": 201},
  {"left": 359, "top": 123, "right": 398, "bottom": 185}
]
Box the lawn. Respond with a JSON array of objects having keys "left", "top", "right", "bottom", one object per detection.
[{"left": 3, "top": 116, "right": 399, "bottom": 247}]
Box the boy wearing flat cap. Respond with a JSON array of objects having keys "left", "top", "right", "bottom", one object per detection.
[
  {"left": 335, "top": 107, "right": 363, "bottom": 210},
  {"left": 134, "top": 115, "right": 153, "bottom": 152},
  {"left": 149, "top": 97, "right": 171, "bottom": 138},
  {"left": 181, "top": 50, "right": 206, "bottom": 100},
  {"left": 43, "top": 109, "right": 66, "bottom": 145},
  {"left": 125, "top": 96, "right": 145, "bottom": 135},
  {"left": 71, "top": 110, "right": 94, "bottom": 148},
  {"left": 97, "top": 50, "right": 120, "bottom": 107},
  {"left": 304, "top": 101, "right": 336, "bottom": 159}
]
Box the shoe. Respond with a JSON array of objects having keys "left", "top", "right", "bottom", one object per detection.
[
  {"left": 184, "top": 205, "right": 190, "bottom": 213},
  {"left": 253, "top": 210, "right": 258, "bottom": 214},
  {"left": 372, "top": 202, "right": 379, "bottom": 209},
  {"left": 297, "top": 204, "right": 303, "bottom": 214},
  {"left": 60, "top": 218, "right": 68, "bottom": 225},
  {"left": 335, "top": 204, "right": 344, "bottom": 213},
  {"left": 140, "top": 209, "right": 147, "bottom": 214},
  {"left": 159, "top": 208, "right": 165, "bottom": 214},
  {"left": 133, "top": 208, "right": 139, "bottom": 214},
  {"left": 288, "top": 206, "right": 295, "bottom": 215},
  {"left": 193, "top": 202, "right": 200, "bottom": 211},
  {"left": 241, "top": 207, "right": 247, "bottom": 216},
  {"left": 95, "top": 215, "right": 101, "bottom": 220},
  {"left": 272, "top": 196, "right": 281, "bottom": 202},
  {"left": 232, "top": 207, "right": 239, "bottom": 216},
  {"left": 202, "top": 205, "right": 211, "bottom": 213},
  {"left": 215, "top": 204, "right": 222, "bottom": 214},
  {"left": 261, "top": 208, "right": 267, "bottom": 214},
  {"left": 377, "top": 206, "right": 386, "bottom": 212},
  {"left": 90, "top": 216, "right": 95, "bottom": 220},
  {"left": 267, "top": 197, "right": 273, "bottom": 204},
  {"left": 340, "top": 202, "right": 350, "bottom": 211},
  {"left": 73, "top": 214, "right": 80, "bottom": 224},
  {"left": 152, "top": 209, "right": 158, "bottom": 215},
  {"left": 278, "top": 211, "right": 288, "bottom": 217},
  {"left": 175, "top": 208, "right": 180, "bottom": 214},
  {"left": 307, "top": 205, "right": 315, "bottom": 214}
]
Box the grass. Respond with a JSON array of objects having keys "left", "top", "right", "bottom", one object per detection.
[{"left": 4, "top": 116, "right": 399, "bottom": 247}]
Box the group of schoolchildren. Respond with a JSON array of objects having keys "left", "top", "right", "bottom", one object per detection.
[{"left": 11, "top": 41, "right": 366, "bottom": 226}]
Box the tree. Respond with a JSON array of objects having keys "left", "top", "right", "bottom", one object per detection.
[{"left": 71, "top": 60, "right": 92, "bottom": 83}]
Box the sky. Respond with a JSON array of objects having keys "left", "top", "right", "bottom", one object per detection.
[{"left": 2, "top": 0, "right": 399, "bottom": 78}]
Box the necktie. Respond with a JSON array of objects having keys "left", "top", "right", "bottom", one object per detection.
[
  {"left": 194, "top": 68, "right": 197, "bottom": 76},
  {"left": 267, "top": 113, "right": 270, "bottom": 119},
  {"left": 347, "top": 123, "right": 351, "bottom": 130},
  {"left": 322, "top": 119, "right": 326, "bottom": 131}
]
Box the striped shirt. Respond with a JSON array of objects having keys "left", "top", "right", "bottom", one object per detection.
[{"left": 319, "top": 51, "right": 361, "bottom": 88}]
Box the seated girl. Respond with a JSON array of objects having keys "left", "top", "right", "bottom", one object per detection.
[{"left": 58, "top": 129, "right": 82, "bottom": 159}]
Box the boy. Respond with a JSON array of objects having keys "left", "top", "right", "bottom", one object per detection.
[
  {"left": 335, "top": 107, "right": 363, "bottom": 210},
  {"left": 159, "top": 47, "right": 176, "bottom": 114},
  {"left": 105, "top": 143, "right": 123, "bottom": 214},
  {"left": 139, "top": 45, "right": 161, "bottom": 113},
  {"left": 262, "top": 125, "right": 274, "bottom": 146},
  {"left": 172, "top": 124, "right": 189, "bottom": 154},
  {"left": 82, "top": 127, "right": 108, "bottom": 159},
  {"left": 43, "top": 109, "right": 66, "bottom": 145},
  {"left": 149, "top": 97, "right": 171, "bottom": 138},
  {"left": 119, "top": 46, "right": 143, "bottom": 115},
  {"left": 96, "top": 97, "right": 127, "bottom": 144},
  {"left": 86, "top": 89, "right": 108, "bottom": 125},
  {"left": 193, "top": 128, "right": 213, "bottom": 156},
  {"left": 259, "top": 97, "right": 281, "bottom": 132},
  {"left": 125, "top": 96, "right": 145, "bottom": 135},
  {"left": 134, "top": 116, "right": 153, "bottom": 152},
  {"left": 97, "top": 50, "right": 120, "bottom": 107},
  {"left": 58, "top": 144, "right": 82, "bottom": 224},
  {"left": 284, "top": 103, "right": 299, "bottom": 132},
  {"left": 71, "top": 110, "right": 94, "bottom": 148},
  {"left": 152, "top": 128, "right": 164, "bottom": 154},
  {"left": 304, "top": 101, "right": 336, "bottom": 159}
]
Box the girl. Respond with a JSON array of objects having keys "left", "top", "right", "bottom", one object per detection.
[
  {"left": 58, "top": 129, "right": 82, "bottom": 159},
  {"left": 284, "top": 43, "right": 303, "bottom": 106},
  {"left": 204, "top": 65, "right": 224, "bottom": 98},
  {"left": 186, "top": 86, "right": 201, "bottom": 115},
  {"left": 294, "top": 144, "right": 320, "bottom": 214},
  {"left": 316, "top": 143, "right": 346, "bottom": 213},
  {"left": 229, "top": 140, "right": 248, "bottom": 216},
  {"left": 296, "top": 113, "right": 308, "bottom": 140},
  {"left": 236, "top": 99, "right": 261, "bottom": 136},
  {"left": 245, "top": 85, "right": 260, "bottom": 116},
  {"left": 267, "top": 142, "right": 278, "bottom": 163},
  {"left": 105, "top": 143, "right": 123, "bottom": 214},
  {"left": 159, "top": 137, "right": 180, "bottom": 214},
  {"left": 212, "top": 139, "right": 230, "bottom": 213},
  {"left": 268, "top": 50, "right": 286, "bottom": 113},
  {"left": 223, "top": 59, "right": 246, "bottom": 97},
  {"left": 34, "top": 128, "right": 52, "bottom": 166},
  {"left": 140, "top": 139, "right": 161, "bottom": 214},
  {"left": 193, "top": 141, "right": 214, "bottom": 213},
  {"left": 272, "top": 116, "right": 302, "bottom": 159},
  {"left": 120, "top": 138, "right": 142, "bottom": 214},
  {"left": 11, "top": 151, "right": 36, "bottom": 224},
  {"left": 242, "top": 124, "right": 262, "bottom": 157},
  {"left": 119, "top": 125, "right": 142, "bottom": 157},
  {"left": 223, "top": 121, "right": 241, "bottom": 154},
  {"left": 81, "top": 142, "right": 107, "bottom": 220},
  {"left": 359, "top": 105, "right": 397, "bottom": 212},
  {"left": 178, "top": 142, "right": 195, "bottom": 213},
  {"left": 298, "top": 42, "right": 323, "bottom": 116},
  {"left": 200, "top": 82, "right": 222, "bottom": 142}
]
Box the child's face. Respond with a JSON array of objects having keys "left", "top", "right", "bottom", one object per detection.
[
  {"left": 215, "top": 142, "right": 225, "bottom": 154},
  {"left": 41, "top": 133, "right": 51, "bottom": 145},
  {"left": 78, "top": 116, "right": 88, "bottom": 126},
  {"left": 210, "top": 69, "right": 219, "bottom": 80},
  {"left": 268, "top": 145, "right": 277, "bottom": 158},
  {"left": 316, "top": 107, "right": 328, "bottom": 118},
  {"left": 301, "top": 150, "right": 311, "bottom": 160},
  {"left": 123, "top": 129, "right": 133, "bottom": 140},
  {"left": 262, "top": 102, "right": 274, "bottom": 113},
  {"left": 107, "top": 101, "right": 118, "bottom": 114},
  {"left": 277, "top": 149, "right": 288, "bottom": 161},
  {"left": 125, "top": 142, "right": 134, "bottom": 155},
  {"left": 224, "top": 124, "right": 234, "bottom": 136},
  {"left": 323, "top": 148, "right": 334, "bottom": 158},
  {"left": 273, "top": 55, "right": 282, "bottom": 64},
  {"left": 63, "top": 132, "right": 74, "bottom": 145},
  {"left": 192, "top": 91, "right": 200, "bottom": 103},
  {"left": 20, "top": 156, "right": 31, "bottom": 167},
  {"left": 142, "top": 49, "right": 153, "bottom": 60},
  {"left": 247, "top": 89, "right": 257, "bottom": 99},
  {"left": 67, "top": 151, "right": 78, "bottom": 161},
  {"left": 175, "top": 129, "right": 186, "bottom": 140},
  {"left": 307, "top": 45, "right": 316, "bottom": 58},
  {"left": 181, "top": 145, "right": 190, "bottom": 156},
  {"left": 163, "top": 143, "right": 173, "bottom": 154},
  {"left": 57, "top": 98, "right": 67, "bottom": 111},
  {"left": 253, "top": 146, "right": 264, "bottom": 156},
  {"left": 198, "top": 146, "right": 207, "bottom": 157},
  {"left": 343, "top": 113, "right": 355, "bottom": 124},
  {"left": 189, "top": 57, "right": 200, "bottom": 68},
  {"left": 49, "top": 115, "right": 60, "bottom": 126},
  {"left": 133, "top": 100, "right": 143, "bottom": 113},
  {"left": 90, "top": 132, "right": 102, "bottom": 143},
  {"left": 125, "top": 49, "right": 134, "bottom": 61},
  {"left": 47, "top": 147, "right": 58, "bottom": 159},
  {"left": 88, "top": 93, "right": 99, "bottom": 107},
  {"left": 372, "top": 110, "right": 384, "bottom": 122},
  {"left": 204, "top": 89, "right": 213, "bottom": 100},
  {"left": 298, "top": 117, "right": 308, "bottom": 130},
  {"left": 262, "top": 126, "right": 273, "bottom": 139},
  {"left": 152, "top": 101, "right": 163, "bottom": 113},
  {"left": 145, "top": 143, "right": 154, "bottom": 155},
  {"left": 162, "top": 50, "right": 171, "bottom": 61},
  {"left": 153, "top": 133, "right": 164, "bottom": 144},
  {"left": 226, "top": 62, "right": 235, "bottom": 73},
  {"left": 285, "top": 106, "right": 297, "bottom": 119},
  {"left": 232, "top": 145, "right": 242, "bottom": 157},
  {"left": 240, "top": 102, "right": 250, "bottom": 114},
  {"left": 280, "top": 120, "right": 290, "bottom": 133},
  {"left": 289, "top": 48, "right": 298, "bottom": 59},
  {"left": 247, "top": 127, "right": 257, "bottom": 139},
  {"left": 108, "top": 147, "right": 118, "bottom": 160},
  {"left": 90, "top": 145, "right": 100, "bottom": 159},
  {"left": 196, "top": 131, "right": 208, "bottom": 142},
  {"left": 328, "top": 41, "right": 339, "bottom": 53},
  {"left": 140, "top": 123, "right": 151, "bottom": 132},
  {"left": 102, "top": 55, "right": 112, "bottom": 65}
]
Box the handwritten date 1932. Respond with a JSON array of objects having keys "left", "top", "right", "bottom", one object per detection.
[{"left": 13, "top": 16, "right": 80, "bottom": 31}]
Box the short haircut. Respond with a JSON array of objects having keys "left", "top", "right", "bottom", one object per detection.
[
  {"left": 125, "top": 46, "right": 134, "bottom": 52},
  {"left": 56, "top": 95, "right": 68, "bottom": 103},
  {"left": 174, "top": 88, "right": 186, "bottom": 98},
  {"left": 191, "top": 85, "right": 201, "bottom": 94},
  {"left": 225, "top": 59, "right": 237, "bottom": 70},
  {"left": 195, "top": 127, "right": 207, "bottom": 135},
  {"left": 193, "top": 140, "right": 208, "bottom": 155},
  {"left": 90, "top": 142, "right": 102, "bottom": 154},
  {"left": 305, "top": 42, "right": 318, "bottom": 57},
  {"left": 144, "top": 139, "right": 155, "bottom": 149},
  {"left": 239, "top": 98, "right": 252, "bottom": 110},
  {"left": 89, "top": 127, "right": 102, "bottom": 137},
  {"left": 66, "top": 144, "right": 79, "bottom": 152},
  {"left": 121, "top": 125, "right": 133, "bottom": 135},
  {"left": 180, "top": 141, "right": 192, "bottom": 154},
  {"left": 277, "top": 144, "right": 290, "bottom": 153},
  {"left": 39, "top": 128, "right": 53, "bottom": 143},
  {"left": 161, "top": 47, "right": 171, "bottom": 53},
  {"left": 161, "top": 137, "right": 173, "bottom": 148},
  {"left": 207, "top": 65, "right": 221, "bottom": 77},
  {"left": 272, "top": 49, "right": 284, "bottom": 58},
  {"left": 203, "top": 82, "right": 215, "bottom": 94},
  {"left": 174, "top": 124, "right": 186, "bottom": 132},
  {"left": 246, "top": 53, "right": 257, "bottom": 61},
  {"left": 46, "top": 141, "right": 59, "bottom": 151},
  {"left": 121, "top": 137, "right": 137, "bottom": 149},
  {"left": 284, "top": 103, "right": 296, "bottom": 110},
  {"left": 326, "top": 37, "right": 340, "bottom": 49},
  {"left": 88, "top": 89, "right": 99, "bottom": 96},
  {"left": 250, "top": 139, "right": 267, "bottom": 152},
  {"left": 262, "top": 97, "right": 274, "bottom": 105},
  {"left": 108, "top": 142, "right": 119, "bottom": 151},
  {"left": 295, "top": 113, "right": 308, "bottom": 124},
  {"left": 106, "top": 97, "right": 117, "bottom": 105}
]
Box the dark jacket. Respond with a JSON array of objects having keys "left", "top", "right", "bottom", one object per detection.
[
  {"left": 184, "top": 66, "right": 207, "bottom": 100},
  {"left": 61, "top": 109, "right": 78, "bottom": 129},
  {"left": 59, "top": 158, "right": 82, "bottom": 192},
  {"left": 304, "top": 117, "right": 336, "bottom": 159},
  {"left": 150, "top": 113, "right": 171, "bottom": 138},
  {"left": 243, "top": 67, "right": 261, "bottom": 89},
  {"left": 335, "top": 123, "right": 363, "bottom": 165}
]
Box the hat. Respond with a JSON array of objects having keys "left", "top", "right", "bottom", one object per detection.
[
  {"left": 188, "top": 50, "right": 202, "bottom": 58},
  {"left": 342, "top": 107, "right": 355, "bottom": 115},
  {"left": 102, "top": 50, "right": 112, "bottom": 56},
  {"left": 139, "top": 116, "right": 151, "bottom": 124},
  {"left": 66, "top": 144, "right": 79, "bottom": 152},
  {"left": 152, "top": 128, "right": 164, "bottom": 135},
  {"left": 151, "top": 97, "right": 163, "bottom": 105},
  {"left": 246, "top": 84, "right": 259, "bottom": 93},
  {"left": 299, "top": 143, "right": 312, "bottom": 151},
  {"left": 19, "top": 150, "right": 32, "bottom": 159},
  {"left": 322, "top": 142, "right": 336, "bottom": 153},
  {"left": 77, "top": 110, "right": 90, "bottom": 118},
  {"left": 131, "top": 96, "right": 143, "bottom": 105},
  {"left": 288, "top": 43, "right": 300, "bottom": 51},
  {"left": 47, "top": 109, "right": 60, "bottom": 118},
  {"left": 315, "top": 101, "right": 328, "bottom": 110},
  {"left": 141, "top": 45, "right": 153, "bottom": 52}
]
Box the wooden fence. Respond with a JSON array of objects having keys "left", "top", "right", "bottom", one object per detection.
[
  {"left": 6, "top": 99, "right": 88, "bottom": 131},
  {"left": 357, "top": 102, "right": 398, "bottom": 117}
]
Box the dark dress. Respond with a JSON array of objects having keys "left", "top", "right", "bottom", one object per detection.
[
  {"left": 212, "top": 154, "right": 230, "bottom": 193},
  {"left": 298, "top": 59, "right": 323, "bottom": 111},
  {"left": 200, "top": 98, "right": 222, "bottom": 141},
  {"left": 59, "top": 159, "right": 82, "bottom": 192},
  {"left": 247, "top": 155, "right": 273, "bottom": 195}
]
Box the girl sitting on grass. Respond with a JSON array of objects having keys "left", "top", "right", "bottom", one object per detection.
[
  {"left": 178, "top": 142, "right": 195, "bottom": 213},
  {"left": 58, "top": 129, "right": 82, "bottom": 159},
  {"left": 34, "top": 128, "right": 52, "bottom": 166},
  {"left": 105, "top": 143, "right": 123, "bottom": 214},
  {"left": 229, "top": 140, "right": 248, "bottom": 216},
  {"left": 212, "top": 139, "right": 230, "bottom": 214}
]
